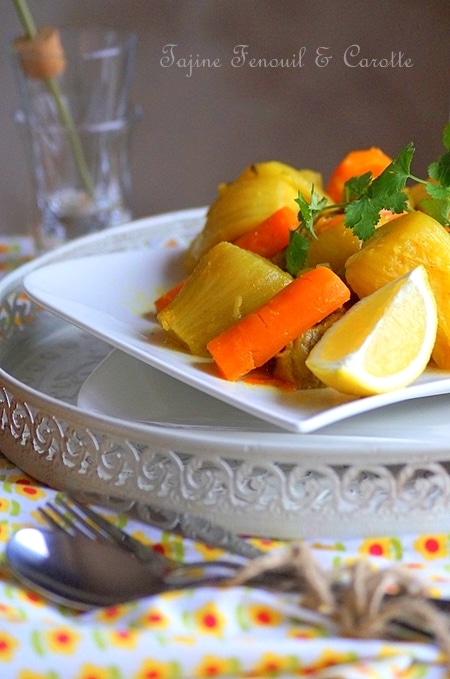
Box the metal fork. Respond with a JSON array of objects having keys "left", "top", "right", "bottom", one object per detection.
[{"left": 39, "top": 495, "right": 245, "bottom": 585}]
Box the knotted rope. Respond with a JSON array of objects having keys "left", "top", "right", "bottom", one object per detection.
[{"left": 228, "top": 542, "right": 450, "bottom": 664}]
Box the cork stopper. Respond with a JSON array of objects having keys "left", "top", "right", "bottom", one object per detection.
[{"left": 14, "top": 26, "right": 66, "bottom": 79}]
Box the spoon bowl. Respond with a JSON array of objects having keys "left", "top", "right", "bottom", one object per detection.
[{"left": 5, "top": 527, "right": 233, "bottom": 609}]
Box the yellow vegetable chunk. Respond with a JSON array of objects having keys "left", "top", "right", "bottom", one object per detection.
[
  {"left": 185, "top": 161, "right": 330, "bottom": 272},
  {"left": 306, "top": 212, "right": 361, "bottom": 273},
  {"left": 158, "top": 241, "right": 292, "bottom": 357},
  {"left": 306, "top": 210, "right": 406, "bottom": 274},
  {"left": 345, "top": 211, "right": 450, "bottom": 369}
]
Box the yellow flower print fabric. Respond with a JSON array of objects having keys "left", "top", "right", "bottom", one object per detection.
[{"left": 1, "top": 453, "right": 450, "bottom": 678}]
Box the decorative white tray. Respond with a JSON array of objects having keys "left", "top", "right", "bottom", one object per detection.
[{"left": 1, "top": 207, "right": 450, "bottom": 539}]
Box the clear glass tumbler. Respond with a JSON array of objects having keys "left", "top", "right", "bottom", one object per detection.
[{"left": 12, "top": 27, "right": 138, "bottom": 252}]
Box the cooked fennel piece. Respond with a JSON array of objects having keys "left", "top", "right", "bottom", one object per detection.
[
  {"left": 158, "top": 241, "right": 292, "bottom": 357},
  {"left": 273, "top": 309, "right": 346, "bottom": 389},
  {"left": 185, "top": 161, "right": 330, "bottom": 272}
]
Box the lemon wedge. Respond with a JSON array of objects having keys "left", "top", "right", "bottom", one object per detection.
[{"left": 305, "top": 265, "right": 438, "bottom": 396}]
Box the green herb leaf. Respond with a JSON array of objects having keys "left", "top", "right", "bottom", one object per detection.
[
  {"left": 423, "top": 130, "right": 450, "bottom": 227},
  {"left": 285, "top": 125, "right": 450, "bottom": 272},
  {"left": 382, "top": 191, "right": 410, "bottom": 214},
  {"left": 294, "top": 192, "right": 315, "bottom": 236},
  {"left": 344, "top": 172, "right": 372, "bottom": 202},
  {"left": 341, "top": 144, "right": 413, "bottom": 240},
  {"left": 294, "top": 187, "right": 328, "bottom": 238},
  {"left": 344, "top": 197, "right": 382, "bottom": 240},
  {"left": 425, "top": 124, "right": 450, "bottom": 209},
  {"left": 369, "top": 142, "right": 415, "bottom": 196},
  {"left": 308, "top": 188, "right": 329, "bottom": 217},
  {"left": 443, "top": 121, "right": 450, "bottom": 151},
  {"left": 428, "top": 154, "right": 450, "bottom": 190},
  {"left": 419, "top": 197, "right": 450, "bottom": 226},
  {"left": 285, "top": 230, "right": 310, "bottom": 275},
  {"left": 286, "top": 187, "right": 329, "bottom": 274}
]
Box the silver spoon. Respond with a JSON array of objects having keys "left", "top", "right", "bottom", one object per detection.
[{"left": 5, "top": 527, "right": 239, "bottom": 610}]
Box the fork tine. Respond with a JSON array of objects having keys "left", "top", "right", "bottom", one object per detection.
[
  {"left": 39, "top": 503, "right": 90, "bottom": 538},
  {"left": 57, "top": 495, "right": 169, "bottom": 566},
  {"left": 38, "top": 506, "right": 67, "bottom": 531},
  {"left": 55, "top": 497, "right": 120, "bottom": 543}
]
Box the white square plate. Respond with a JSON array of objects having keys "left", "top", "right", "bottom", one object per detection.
[{"left": 23, "top": 229, "right": 450, "bottom": 433}]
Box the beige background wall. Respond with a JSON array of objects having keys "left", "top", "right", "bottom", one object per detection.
[{"left": 0, "top": 0, "right": 449, "bottom": 236}]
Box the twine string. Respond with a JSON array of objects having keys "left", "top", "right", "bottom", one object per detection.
[{"left": 228, "top": 542, "right": 450, "bottom": 665}]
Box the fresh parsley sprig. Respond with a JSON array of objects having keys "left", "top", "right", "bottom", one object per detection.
[
  {"left": 286, "top": 122, "right": 450, "bottom": 276},
  {"left": 285, "top": 186, "right": 328, "bottom": 276}
]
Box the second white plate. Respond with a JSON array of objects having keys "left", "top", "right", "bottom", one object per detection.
[{"left": 78, "top": 349, "right": 450, "bottom": 446}]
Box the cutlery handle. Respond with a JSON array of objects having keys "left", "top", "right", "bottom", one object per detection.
[
  {"left": 138, "top": 505, "right": 263, "bottom": 560},
  {"left": 75, "top": 492, "right": 263, "bottom": 560}
]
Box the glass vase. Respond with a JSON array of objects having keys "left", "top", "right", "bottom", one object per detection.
[{"left": 12, "top": 27, "right": 138, "bottom": 252}]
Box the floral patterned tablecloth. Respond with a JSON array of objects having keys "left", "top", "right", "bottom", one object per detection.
[
  {"left": 2, "top": 452, "right": 450, "bottom": 679},
  {"left": 0, "top": 240, "right": 449, "bottom": 678}
]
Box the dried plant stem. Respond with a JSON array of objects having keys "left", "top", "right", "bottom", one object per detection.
[
  {"left": 12, "top": 0, "right": 36, "bottom": 33},
  {"left": 43, "top": 78, "right": 95, "bottom": 198},
  {"left": 12, "top": 0, "right": 95, "bottom": 198}
]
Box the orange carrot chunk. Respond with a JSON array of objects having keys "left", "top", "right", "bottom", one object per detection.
[
  {"left": 207, "top": 266, "right": 350, "bottom": 381},
  {"left": 326, "top": 147, "right": 392, "bottom": 203},
  {"left": 154, "top": 279, "right": 186, "bottom": 313},
  {"left": 233, "top": 207, "right": 298, "bottom": 258}
]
